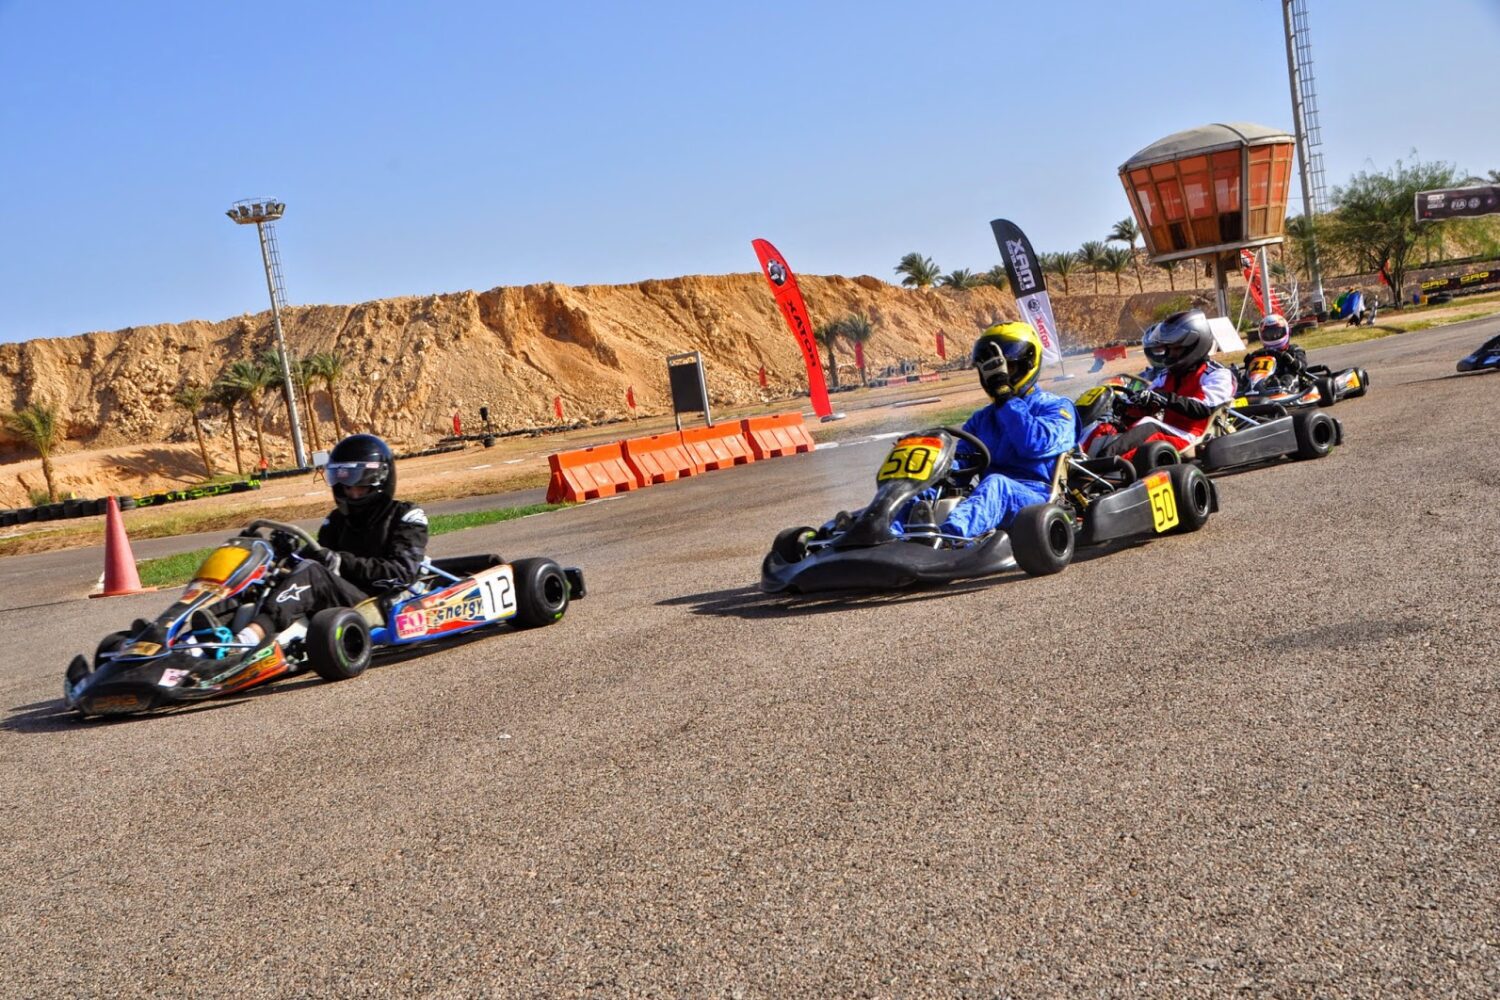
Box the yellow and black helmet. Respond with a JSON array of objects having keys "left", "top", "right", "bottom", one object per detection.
[{"left": 971, "top": 322, "right": 1043, "bottom": 402}]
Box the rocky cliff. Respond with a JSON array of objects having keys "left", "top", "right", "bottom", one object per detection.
[{"left": 0, "top": 273, "right": 1015, "bottom": 467}]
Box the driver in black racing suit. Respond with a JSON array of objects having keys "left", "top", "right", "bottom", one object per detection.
[{"left": 231, "top": 434, "right": 428, "bottom": 648}]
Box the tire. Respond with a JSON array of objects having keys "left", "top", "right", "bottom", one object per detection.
[
  {"left": 1009, "top": 503, "right": 1075, "bottom": 577},
  {"left": 1166, "top": 463, "right": 1214, "bottom": 533},
  {"left": 511, "top": 557, "right": 570, "bottom": 629},
  {"left": 306, "top": 607, "right": 372, "bottom": 681},
  {"left": 1129, "top": 440, "right": 1179, "bottom": 478},
  {"left": 95, "top": 631, "right": 131, "bottom": 667},
  {"left": 0, "top": 511, "right": 15, "bottom": 528},
  {"left": 16, "top": 507, "right": 36, "bottom": 524},
  {"left": 1314, "top": 375, "right": 1337, "bottom": 407},
  {"left": 771, "top": 526, "right": 815, "bottom": 565},
  {"left": 1293, "top": 410, "right": 1338, "bottom": 460}
]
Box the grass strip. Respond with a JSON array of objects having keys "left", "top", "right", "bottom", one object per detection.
[{"left": 136, "top": 501, "right": 568, "bottom": 589}]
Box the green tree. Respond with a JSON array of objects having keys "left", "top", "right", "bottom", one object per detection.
[
  {"left": 813, "top": 321, "right": 846, "bottom": 388},
  {"left": 1042, "top": 251, "right": 1080, "bottom": 294},
  {"left": 258, "top": 349, "right": 320, "bottom": 454},
  {"left": 1107, "top": 217, "right": 1145, "bottom": 292},
  {"left": 1101, "top": 245, "right": 1133, "bottom": 294},
  {"left": 894, "top": 252, "right": 941, "bottom": 288},
  {"left": 1, "top": 401, "right": 63, "bottom": 502},
  {"left": 307, "top": 351, "right": 349, "bottom": 438},
  {"left": 1324, "top": 158, "right": 1463, "bottom": 308},
  {"left": 172, "top": 383, "right": 215, "bottom": 479},
  {"left": 208, "top": 379, "right": 246, "bottom": 476},
  {"left": 1079, "top": 240, "right": 1108, "bottom": 293},
  {"left": 222, "top": 358, "right": 275, "bottom": 467},
  {"left": 837, "top": 311, "right": 877, "bottom": 384},
  {"left": 977, "top": 265, "right": 1009, "bottom": 291},
  {"left": 1155, "top": 257, "right": 1180, "bottom": 291},
  {"left": 938, "top": 268, "right": 978, "bottom": 289}
]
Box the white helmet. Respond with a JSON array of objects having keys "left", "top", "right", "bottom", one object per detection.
[{"left": 1259, "top": 313, "right": 1291, "bottom": 351}]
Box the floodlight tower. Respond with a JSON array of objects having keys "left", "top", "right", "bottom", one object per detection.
[
  {"left": 226, "top": 198, "right": 307, "bottom": 469},
  {"left": 1283, "top": 0, "right": 1328, "bottom": 313}
]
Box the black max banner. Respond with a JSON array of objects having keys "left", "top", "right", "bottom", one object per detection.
[
  {"left": 1416, "top": 185, "right": 1500, "bottom": 221},
  {"left": 990, "top": 218, "right": 1061, "bottom": 364}
]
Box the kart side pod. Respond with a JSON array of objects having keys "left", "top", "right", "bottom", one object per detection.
[{"left": 1199, "top": 412, "right": 1342, "bottom": 472}]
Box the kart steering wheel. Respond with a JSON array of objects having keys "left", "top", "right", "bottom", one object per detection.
[
  {"left": 242, "top": 519, "right": 327, "bottom": 560},
  {"left": 942, "top": 426, "right": 991, "bottom": 480}
]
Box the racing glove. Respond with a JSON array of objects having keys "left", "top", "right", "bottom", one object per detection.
[
  {"left": 1126, "top": 389, "right": 1169, "bottom": 413},
  {"left": 303, "top": 545, "right": 343, "bottom": 576},
  {"left": 1154, "top": 392, "right": 1213, "bottom": 419}
]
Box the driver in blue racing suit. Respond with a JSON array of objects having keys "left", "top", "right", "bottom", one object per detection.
[{"left": 931, "top": 322, "right": 1076, "bottom": 538}]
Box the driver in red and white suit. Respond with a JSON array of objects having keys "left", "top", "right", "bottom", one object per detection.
[{"left": 1086, "top": 309, "right": 1237, "bottom": 459}]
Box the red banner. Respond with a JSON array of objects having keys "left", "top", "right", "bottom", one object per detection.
[
  {"left": 626, "top": 386, "right": 636, "bottom": 409},
  {"left": 452, "top": 412, "right": 462, "bottom": 437},
  {"left": 853, "top": 340, "right": 865, "bottom": 376},
  {"left": 1239, "top": 249, "right": 1282, "bottom": 317},
  {"left": 553, "top": 396, "right": 563, "bottom": 421},
  {"left": 758, "top": 364, "right": 768, "bottom": 388},
  {"left": 751, "top": 239, "right": 831, "bottom": 417},
  {"left": 936, "top": 329, "right": 946, "bottom": 359}
]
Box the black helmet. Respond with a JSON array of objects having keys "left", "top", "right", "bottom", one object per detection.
[
  {"left": 325, "top": 434, "right": 395, "bottom": 515},
  {"left": 971, "top": 322, "right": 1043, "bottom": 402},
  {"left": 1144, "top": 309, "right": 1214, "bottom": 372}
]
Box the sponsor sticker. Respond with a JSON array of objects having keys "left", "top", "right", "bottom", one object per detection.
[
  {"left": 158, "top": 668, "right": 190, "bottom": 687},
  {"left": 395, "top": 610, "right": 428, "bottom": 639}
]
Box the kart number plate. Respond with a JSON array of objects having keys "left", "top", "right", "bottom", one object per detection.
[
  {"left": 479, "top": 566, "right": 518, "bottom": 620},
  {"left": 1248, "top": 356, "right": 1275, "bottom": 378},
  {"left": 878, "top": 437, "right": 943, "bottom": 482},
  {"left": 1144, "top": 471, "right": 1179, "bottom": 533}
]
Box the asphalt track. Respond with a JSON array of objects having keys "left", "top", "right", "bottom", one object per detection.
[{"left": 2, "top": 318, "right": 1497, "bottom": 997}]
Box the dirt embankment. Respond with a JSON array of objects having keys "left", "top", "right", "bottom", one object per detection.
[{"left": 0, "top": 275, "right": 1018, "bottom": 506}]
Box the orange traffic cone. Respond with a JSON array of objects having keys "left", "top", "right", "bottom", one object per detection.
[{"left": 90, "top": 496, "right": 155, "bottom": 598}]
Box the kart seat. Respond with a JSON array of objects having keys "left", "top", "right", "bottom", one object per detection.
[{"left": 428, "top": 553, "right": 505, "bottom": 578}]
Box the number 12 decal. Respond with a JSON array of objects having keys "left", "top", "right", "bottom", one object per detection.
[{"left": 480, "top": 567, "right": 519, "bottom": 618}]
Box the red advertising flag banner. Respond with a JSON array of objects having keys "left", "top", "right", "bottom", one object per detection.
[
  {"left": 626, "top": 386, "right": 636, "bottom": 409},
  {"left": 553, "top": 396, "right": 564, "bottom": 421},
  {"left": 751, "top": 239, "right": 832, "bottom": 417},
  {"left": 936, "top": 329, "right": 947, "bottom": 359},
  {"left": 758, "top": 365, "right": 768, "bottom": 389},
  {"left": 853, "top": 340, "right": 865, "bottom": 375},
  {"left": 452, "top": 412, "right": 462, "bottom": 437}
]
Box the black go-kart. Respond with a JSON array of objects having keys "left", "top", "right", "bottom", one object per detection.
[
  {"left": 1082, "top": 374, "right": 1343, "bottom": 475},
  {"left": 761, "top": 426, "right": 1218, "bottom": 593},
  {"left": 1237, "top": 353, "right": 1370, "bottom": 408},
  {"left": 1457, "top": 333, "right": 1500, "bottom": 373}
]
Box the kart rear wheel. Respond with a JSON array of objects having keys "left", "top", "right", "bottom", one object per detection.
[
  {"left": 1010, "top": 503, "right": 1075, "bottom": 577},
  {"left": 771, "top": 526, "right": 816, "bottom": 565},
  {"left": 1166, "top": 463, "right": 1214, "bottom": 533},
  {"left": 512, "top": 557, "right": 570, "bottom": 629},
  {"left": 1314, "top": 375, "right": 1337, "bottom": 407},
  {"left": 1293, "top": 410, "right": 1338, "bottom": 460},
  {"left": 306, "top": 607, "right": 372, "bottom": 682},
  {"left": 1129, "top": 440, "right": 1179, "bottom": 478},
  {"left": 95, "top": 631, "right": 131, "bottom": 667}
]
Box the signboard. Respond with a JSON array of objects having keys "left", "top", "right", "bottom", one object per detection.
[
  {"left": 667, "top": 351, "right": 712, "bottom": 430},
  {"left": 1415, "top": 185, "right": 1500, "bottom": 222}
]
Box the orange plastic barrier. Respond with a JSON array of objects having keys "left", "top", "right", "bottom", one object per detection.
[
  {"left": 546, "top": 442, "right": 643, "bottom": 503},
  {"left": 740, "top": 413, "right": 815, "bottom": 460},
  {"left": 622, "top": 432, "right": 700, "bottom": 484},
  {"left": 679, "top": 424, "right": 756, "bottom": 471}
]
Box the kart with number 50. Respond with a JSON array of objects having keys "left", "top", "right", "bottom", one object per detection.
[
  {"left": 63, "top": 520, "right": 585, "bottom": 718},
  {"left": 761, "top": 426, "right": 1218, "bottom": 593}
]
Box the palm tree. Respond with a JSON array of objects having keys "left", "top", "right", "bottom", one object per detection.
[
  {"left": 837, "top": 311, "right": 877, "bottom": 384},
  {"left": 1, "top": 401, "right": 63, "bottom": 502},
  {"left": 1079, "top": 241, "right": 1108, "bottom": 293},
  {"left": 1107, "top": 217, "right": 1145, "bottom": 292},
  {"left": 222, "top": 358, "right": 275, "bottom": 467},
  {"left": 894, "top": 252, "right": 942, "bottom": 289},
  {"left": 172, "top": 384, "right": 215, "bottom": 479},
  {"left": 1155, "top": 258, "right": 1180, "bottom": 291},
  {"left": 1101, "top": 246, "right": 1133, "bottom": 294},
  {"left": 977, "top": 266, "right": 1009, "bottom": 291},
  {"left": 308, "top": 351, "right": 349, "bottom": 438},
  {"left": 208, "top": 379, "right": 246, "bottom": 476},
  {"left": 813, "top": 321, "right": 846, "bottom": 388},
  {"left": 938, "top": 268, "right": 978, "bottom": 289},
  {"left": 258, "top": 349, "right": 320, "bottom": 454},
  {"left": 1043, "top": 251, "right": 1080, "bottom": 294}
]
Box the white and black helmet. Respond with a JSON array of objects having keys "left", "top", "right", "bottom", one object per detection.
[{"left": 1144, "top": 309, "right": 1214, "bottom": 372}]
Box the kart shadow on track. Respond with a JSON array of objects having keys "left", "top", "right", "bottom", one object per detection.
[{"left": 663, "top": 543, "right": 1134, "bottom": 620}]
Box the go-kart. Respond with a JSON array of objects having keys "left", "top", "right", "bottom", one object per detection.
[
  {"left": 761, "top": 426, "right": 1218, "bottom": 593},
  {"left": 1236, "top": 352, "right": 1370, "bottom": 408},
  {"left": 63, "top": 520, "right": 585, "bottom": 718},
  {"left": 1081, "top": 374, "right": 1342, "bottom": 474},
  {"left": 1457, "top": 333, "right": 1500, "bottom": 373}
]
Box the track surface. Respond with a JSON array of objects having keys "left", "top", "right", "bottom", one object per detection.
[{"left": 2, "top": 319, "right": 1497, "bottom": 997}]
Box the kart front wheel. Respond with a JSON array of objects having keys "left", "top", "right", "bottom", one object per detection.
[
  {"left": 306, "top": 607, "right": 372, "bottom": 682},
  {"left": 1130, "top": 440, "right": 1179, "bottom": 478},
  {"left": 1010, "top": 503, "right": 1075, "bottom": 577},
  {"left": 512, "top": 557, "right": 570, "bottom": 628},
  {"left": 1166, "top": 463, "right": 1214, "bottom": 533},
  {"left": 1293, "top": 410, "right": 1338, "bottom": 460},
  {"left": 95, "top": 631, "right": 131, "bottom": 667},
  {"left": 771, "top": 526, "right": 816, "bottom": 565}
]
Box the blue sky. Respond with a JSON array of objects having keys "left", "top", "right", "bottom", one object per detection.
[{"left": 2, "top": 0, "right": 1497, "bottom": 343}]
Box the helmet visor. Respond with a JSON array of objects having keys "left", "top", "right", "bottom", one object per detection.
[{"left": 324, "top": 461, "right": 388, "bottom": 489}]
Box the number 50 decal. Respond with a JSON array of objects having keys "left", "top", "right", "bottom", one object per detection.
[
  {"left": 1143, "top": 472, "right": 1179, "bottom": 532},
  {"left": 877, "top": 436, "right": 944, "bottom": 482}
]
